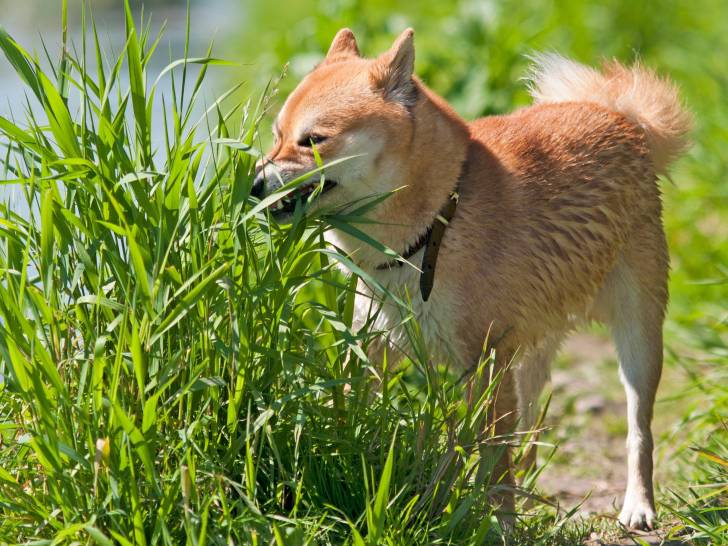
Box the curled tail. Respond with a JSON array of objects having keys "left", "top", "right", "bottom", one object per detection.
[{"left": 526, "top": 53, "right": 692, "bottom": 175}]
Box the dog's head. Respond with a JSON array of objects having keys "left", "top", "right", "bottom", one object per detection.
[{"left": 252, "top": 28, "right": 418, "bottom": 219}]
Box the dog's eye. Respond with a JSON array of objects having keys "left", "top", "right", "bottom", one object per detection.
[{"left": 298, "top": 134, "right": 328, "bottom": 147}]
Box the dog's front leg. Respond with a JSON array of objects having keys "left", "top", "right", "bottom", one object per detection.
[{"left": 477, "top": 362, "right": 518, "bottom": 530}]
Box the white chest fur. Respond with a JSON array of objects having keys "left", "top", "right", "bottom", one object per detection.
[{"left": 348, "top": 247, "right": 467, "bottom": 367}]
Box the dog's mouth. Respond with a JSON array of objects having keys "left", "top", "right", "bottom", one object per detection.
[{"left": 270, "top": 179, "right": 338, "bottom": 216}]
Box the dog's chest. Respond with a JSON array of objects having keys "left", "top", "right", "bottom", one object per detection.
[{"left": 353, "top": 251, "right": 466, "bottom": 365}]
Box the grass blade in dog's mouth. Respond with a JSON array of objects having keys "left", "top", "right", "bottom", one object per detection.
[{"left": 270, "top": 179, "right": 338, "bottom": 215}]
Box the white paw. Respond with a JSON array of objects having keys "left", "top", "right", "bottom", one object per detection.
[{"left": 619, "top": 498, "right": 656, "bottom": 530}]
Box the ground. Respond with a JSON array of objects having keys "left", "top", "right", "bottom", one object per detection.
[{"left": 534, "top": 331, "right": 690, "bottom": 545}]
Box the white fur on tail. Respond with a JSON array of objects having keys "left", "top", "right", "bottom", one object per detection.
[{"left": 526, "top": 53, "right": 692, "bottom": 174}]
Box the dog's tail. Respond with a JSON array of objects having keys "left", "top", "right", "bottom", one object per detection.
[{"left": 526, "top": 53, "right": 692, "bottom": 175}]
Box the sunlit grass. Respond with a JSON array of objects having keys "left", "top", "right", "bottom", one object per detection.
[{"left": 662, "top": 319, "right": 728, "bottom": 544}]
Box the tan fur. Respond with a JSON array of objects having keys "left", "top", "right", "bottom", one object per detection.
[
  {"left": 255, "top": 29, "right": 692, "bottom": 531},
  {"left": 527, "top": 53, "right": 692, "bottom": 174}
]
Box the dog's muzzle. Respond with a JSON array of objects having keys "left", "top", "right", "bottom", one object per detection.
[{"left": 252, "top": 163, "right": 338, "bottom": 217}]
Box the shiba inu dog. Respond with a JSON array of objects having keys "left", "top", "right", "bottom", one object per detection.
[{"left": 252, "top": 28, "right": 691, "bottom": 530}]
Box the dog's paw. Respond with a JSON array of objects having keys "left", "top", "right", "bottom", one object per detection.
[{"left": 619, "top": 499, "right": 657, "bottom": 530}]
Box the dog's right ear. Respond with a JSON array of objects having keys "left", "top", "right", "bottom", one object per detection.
[{"left": 323, "top": 28, "right": 360, "bottom": 64}]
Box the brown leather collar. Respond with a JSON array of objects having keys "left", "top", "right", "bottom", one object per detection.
[{"left": 375, "top": 176, "right": 462, "bottom": 302}]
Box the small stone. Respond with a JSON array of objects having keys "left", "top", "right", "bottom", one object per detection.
[{"left": 575, "top": 394, "right": 607, "bottom": 414}]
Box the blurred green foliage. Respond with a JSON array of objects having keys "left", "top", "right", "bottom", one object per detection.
[{"left": 234, "top": 0, "right": 728, "bottom": 323}]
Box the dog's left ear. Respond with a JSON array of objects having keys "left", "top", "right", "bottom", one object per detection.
[
  {"left": 371, "top": 28, "right": 417, "bottom": 106},
  {"left": 324, "top": 28, "right": 360, "bottom": 64}
]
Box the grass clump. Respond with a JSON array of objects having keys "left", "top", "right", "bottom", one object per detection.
[
  {"left": 664, "top": 315, "right": 728, "bottom": 545},
  {"left": 0, "top": 3, "right": 512, "bottom": 544}
]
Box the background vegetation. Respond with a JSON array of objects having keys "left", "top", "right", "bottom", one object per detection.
[{"left": 0, "top": 0, "right": 725, "bottom": 544}]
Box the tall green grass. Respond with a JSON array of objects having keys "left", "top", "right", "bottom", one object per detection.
[
  {"left": 664, "top": 313, "right": 728, "bottom": 544},
  {"left": 0, "top": 3, "right": 518, "bottom": 544}
]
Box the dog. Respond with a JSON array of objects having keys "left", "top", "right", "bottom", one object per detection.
[{"left": 252, "top": 28, "right": 691, "bottom": 530}]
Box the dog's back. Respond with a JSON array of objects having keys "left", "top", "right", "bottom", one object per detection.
[{"left": 454, "top": 56, "right": 691, "bottom": 348}]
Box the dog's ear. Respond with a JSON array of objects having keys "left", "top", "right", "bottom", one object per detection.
[
  {"left": 370, "top": 28, "right": 417, "bottom": 106},
  {"left": 324, "top": 28, "right": 360, "bottom": 63}
]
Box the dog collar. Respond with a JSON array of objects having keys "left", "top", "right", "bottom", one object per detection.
[{"left": 375, "top": 184, "right": 460, "bottom": 302}]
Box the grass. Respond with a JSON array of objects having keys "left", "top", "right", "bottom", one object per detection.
[
  {"left": 0, "top": 1, "right": 726, "bottom": 545},
  {"left": 662, "top": 320, "right": 728, "bottom": 544}
]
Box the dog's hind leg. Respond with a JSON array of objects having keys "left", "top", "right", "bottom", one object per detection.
[{"left": 593, "top": 227, "right": 668, "bottom": 530}]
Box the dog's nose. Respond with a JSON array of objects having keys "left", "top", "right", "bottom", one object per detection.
[{"left": 251, "top": 169, "right": 265, "bottom": 199}]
